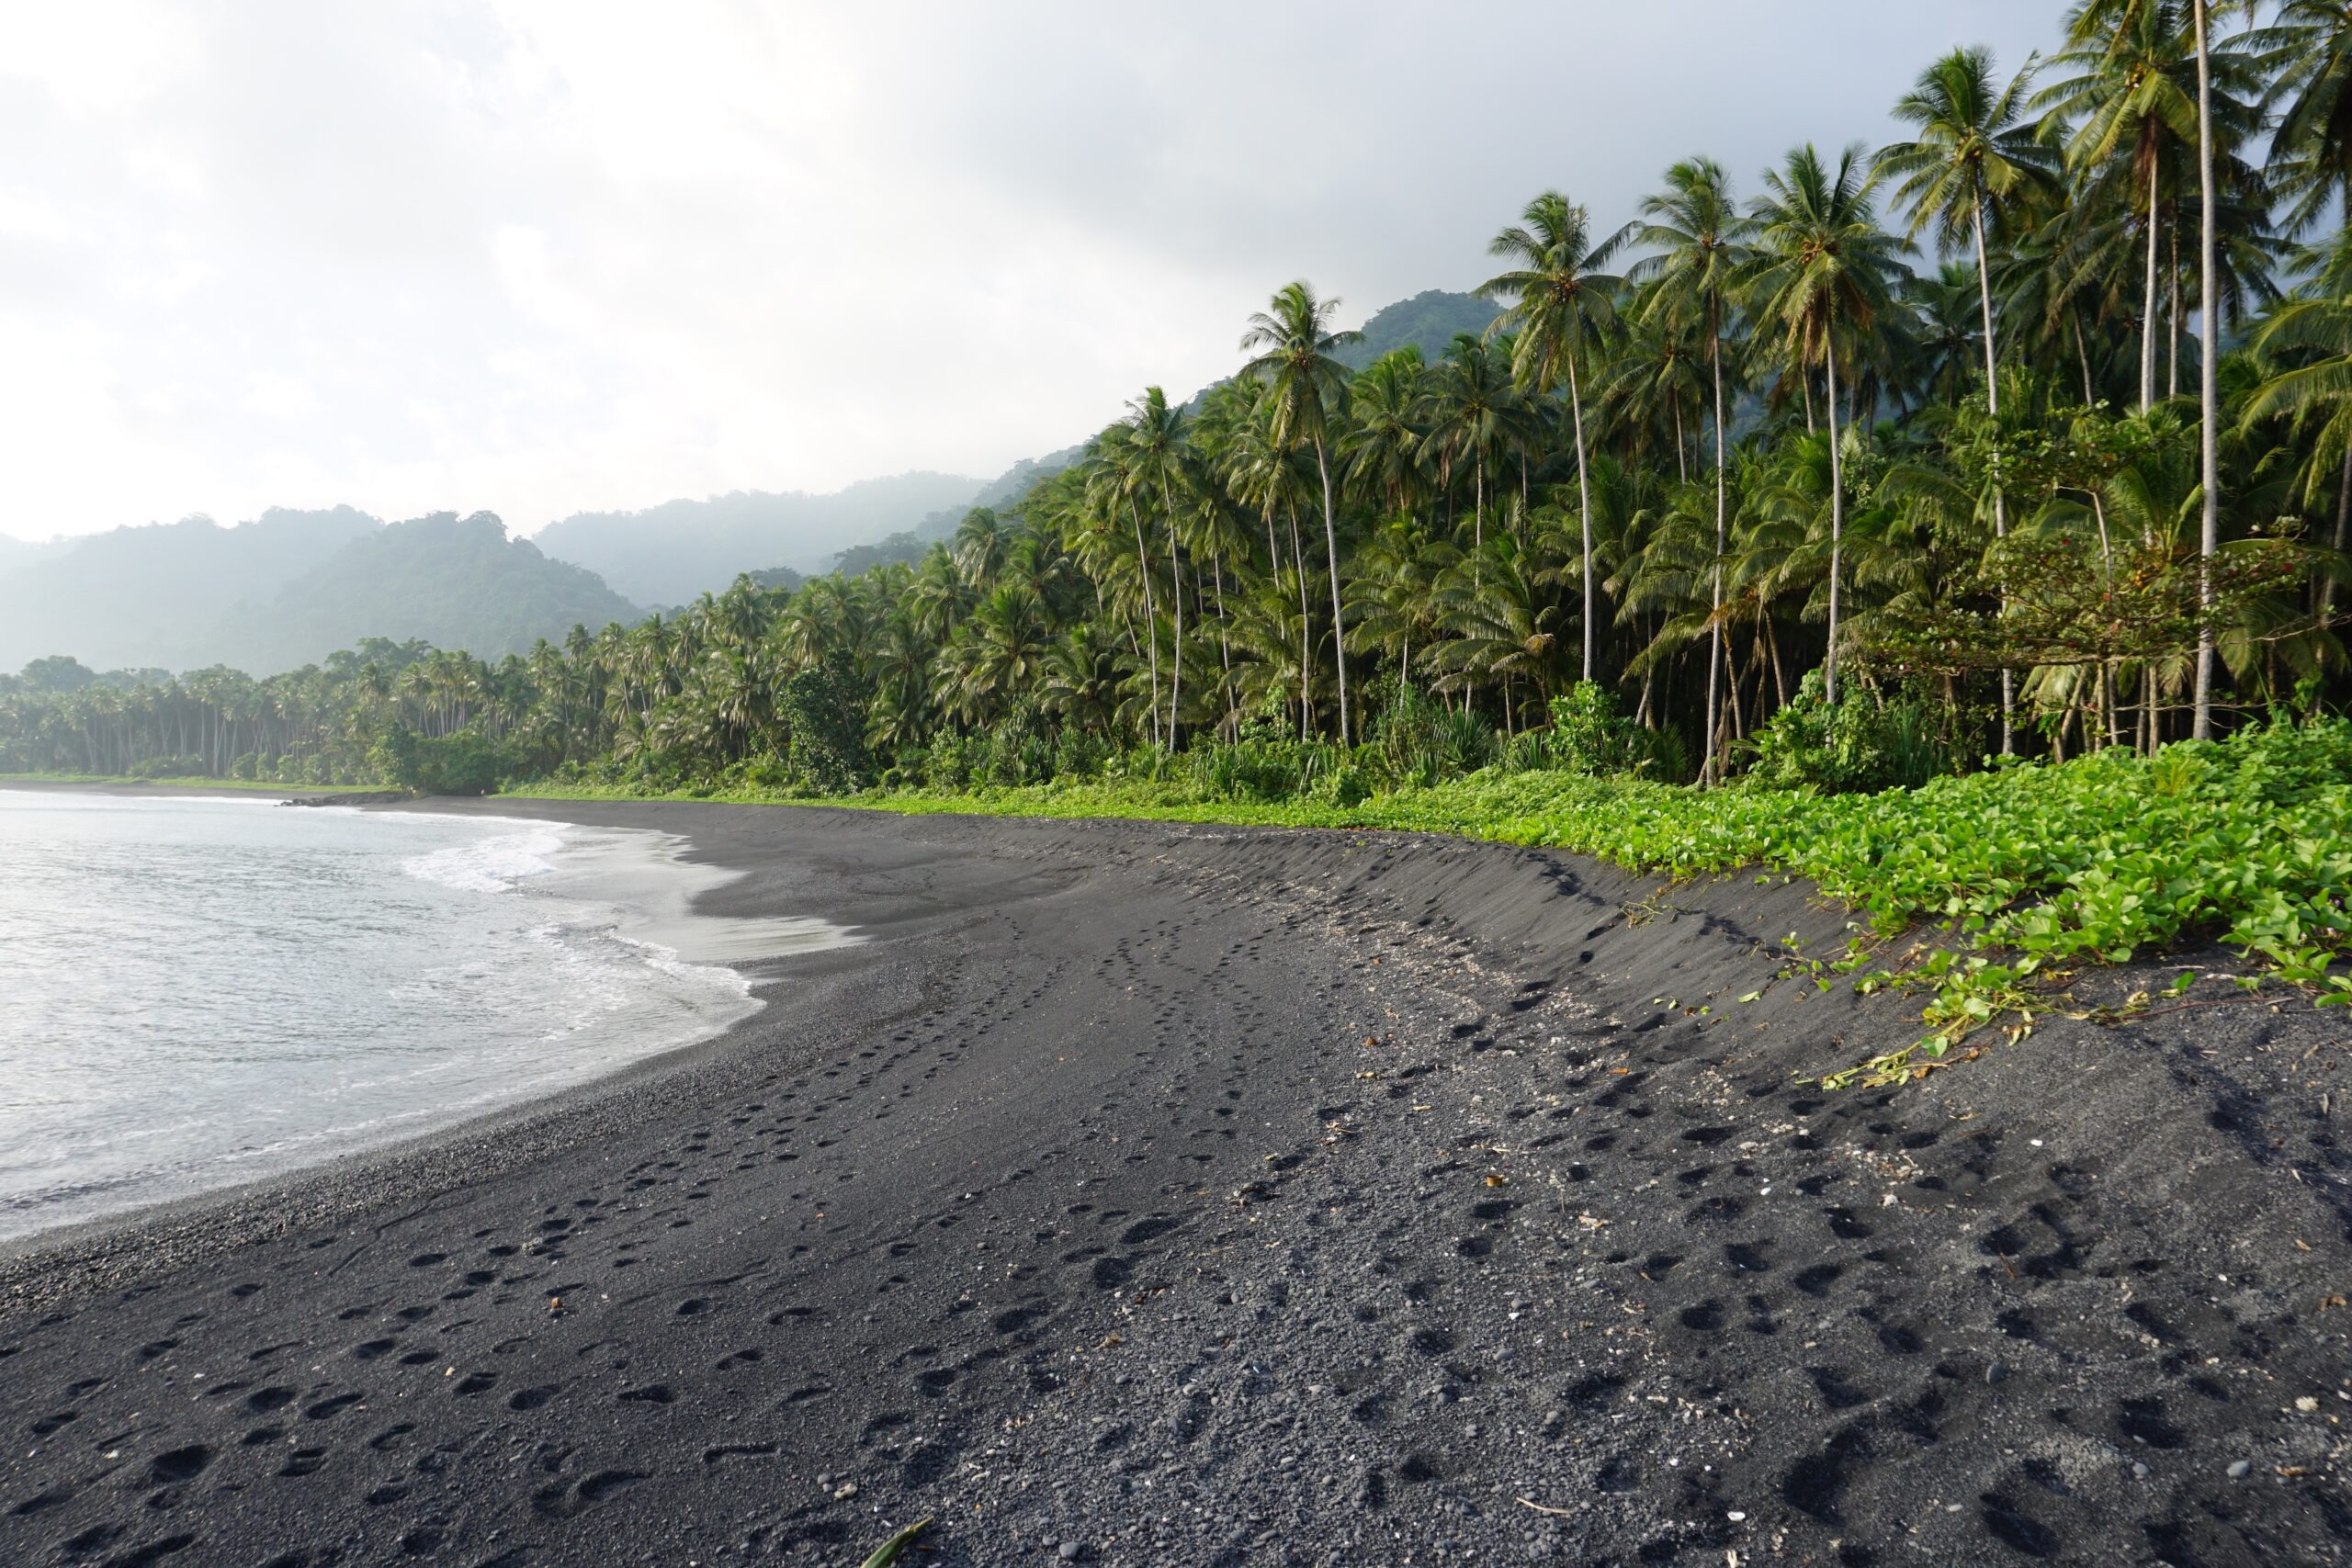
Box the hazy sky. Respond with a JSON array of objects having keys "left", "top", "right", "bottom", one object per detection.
[{"left": 0, "top": 1, "right": 2067, "bottom": 542}]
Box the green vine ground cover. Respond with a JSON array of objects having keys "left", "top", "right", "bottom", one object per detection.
[{"left": 522, "top": 719, "right": 2352, "bottom": 1086}]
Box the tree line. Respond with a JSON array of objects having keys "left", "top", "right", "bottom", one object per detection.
[{"left": 6, "top": 2, "right": 2351, "bottom": 797}]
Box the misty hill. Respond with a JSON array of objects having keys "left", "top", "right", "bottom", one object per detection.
[
  {"left": 0, "top": 508, "right": 379, "bottom": 672},
  {"left": 1335, "top": 289, "right": 1500, "bottom": 369},
  {"left": 827, "top": 446, "right": 1091, "bottom": 578},
  {"left": 0, "top": 535, "right": 67, "bottom": 582},
  {"left": 533, "top": 471, "right": 981, "bottom": 606},
  {"left": 0, "top": 509, "right": 641, "bottom": 676},
  {"left": 821, "top": 294, "right": 1497, "bottom": 581},
  {"left": 217, "top": 512, "right": 641, "bottom": 673}
]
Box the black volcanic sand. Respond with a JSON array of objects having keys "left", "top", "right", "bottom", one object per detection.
[{"left": 2, "top": 801, "right": 2348, "bottom": 1568}]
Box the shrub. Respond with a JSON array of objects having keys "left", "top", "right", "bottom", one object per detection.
[
  {"left": 1740, "top": 671, "right": 1957, "bottom": 793},
  {"left": 367, "top": 726, "right": 513, "bottom": 795},
  {"left": 130, "top": 753, "right": 210, "bottom": 780},
  {"left": 780, "top": 656, "right": 873, "bottom": 794}
]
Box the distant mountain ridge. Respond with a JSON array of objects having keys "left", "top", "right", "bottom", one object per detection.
[
  {"left": 0, "top": 508, "right": 638, "bottom": 676},
  {"left": 530, "top": 471, "right": 982, "bottom": 607},
  {"left": 0, "top": 508, "right": 380, "bottom": 673},
  {"left": 225, "top": 513, "right": 640, "bottom": 673},
  {"left": 0, "top": 288, "right": 1488, "bottom": 671}
]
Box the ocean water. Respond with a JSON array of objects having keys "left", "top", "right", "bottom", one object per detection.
[{"left": 0, "top": 792, "right": 849, "bottom": 1244}]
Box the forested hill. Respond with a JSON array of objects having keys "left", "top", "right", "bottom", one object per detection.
[
  {"left": 0, "top": 509, "right": 640, "bottom": 676},
  {"left": 530, "top": 471, "right": 982, "bottom": 606},
  {"left": 217, "top": 513, "right": 640, "bottom": 673},
  {"left": 1332, "top": 290, "right": 1499, "bottom": 370},
  {"left": 0, "top": 508, "right": 379, "bottom": 674}
]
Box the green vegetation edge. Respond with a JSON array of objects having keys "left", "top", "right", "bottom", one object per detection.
[
  {"left": 514, "top": 718, "right": 2352, "bottom": 1088},
  {"left": 0, "top": 773, "right": 385, "bottom": 794}
]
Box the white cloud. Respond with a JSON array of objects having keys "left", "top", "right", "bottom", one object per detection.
[{"left": 0, "top": 0, "right": 2064, "bottom": 543}]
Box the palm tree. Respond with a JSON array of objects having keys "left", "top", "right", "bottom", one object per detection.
[
  {"left": 1120, "top": 387, "right": 1195, "bottom": 741},
  {"left": 1085, "top": 423, "right": 1162, "bottom": 745},
  {"left": 1634, "top": 156, "right": 1752, "bottom": 781},
  {"left": 1747, "top": 143, "right": 1905, "bottom": 704},
  {"left": 2192, "top": 0, "right": 2220, "bottom": 738},
  {"left": 1879, "top": 44, "right": 2053, "bottom": 753},
  {"left": 1879, "top": 48, "right": 2054, "bottom": 422},
  {"left": 2252, "top": 0, "right": 2352, "bottom": 235},
  {"left": 1340, "top": 347, "right": 1431, "bottom": 518},
  {"left": 1418, "top": 333, "right": 1541, "bottom": 558},
  {"left": 2246, "top": 240, "right": 2352, "bottom": 626},
  {"left": 1482, "top": 192, "right": 1629, "bottom": 684},
  {"left": 1238, "top": 281, "right": 1363, "bottom": 743},
  {"left": 2038, "top": 1, "right": 2203, "bottom": 413},
  {"left": 1599, "top": 317, "right": 1707, "bottom": 480}
]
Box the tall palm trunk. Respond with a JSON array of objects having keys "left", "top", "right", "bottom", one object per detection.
[
  {"left": 2192, "top": 0, "right": 2219, "bottom": 739},
  {"left": 1702, "top": 302, "right": 1727, "bottom": 786},
  {"left": 1288, "top": 502, "right": 1311, "bottom": 739},
  {"left": 1314, "top": 436, "right": 1351, "bottom": 745},
  {"left": 1127, "top": 500, "right": 1160, "bottom": 747},
  {"left": 1974, "top": 206, "right": 2015, "bottom": 756},
  {"left": 2074, "top": 307, "right": 2096, "bottom": 404},
  {"left": 2169, "top": 232, "right": 2182, "bottom": 399},
  {"left": 1824, "top": 344, "right": 1847, "bottom": 706},
  {"left": 2142, "top": 171, "right": 2161, "bottom": 412},
  {"left": 1158, "top": 480, "right": 1182, "bottom": 745},
  {"left": 1567, "top": 356, "right": 1597, "bottom": 684},
  {"left": 2326, "top": 449, "right": 2352, "bottom": 626}
]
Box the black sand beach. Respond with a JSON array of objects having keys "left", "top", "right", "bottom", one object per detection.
[{"left": 1, "top": 799, "right": 2346, "bottom": 1566}]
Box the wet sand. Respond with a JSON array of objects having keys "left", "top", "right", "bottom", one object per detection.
[{"left": 1, "top": 799, "right": 2346, "bottom": 1566}]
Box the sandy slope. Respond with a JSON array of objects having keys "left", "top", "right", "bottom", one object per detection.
[{"left": 0, "top": 801, "right": 2346, "bottom": 1567}]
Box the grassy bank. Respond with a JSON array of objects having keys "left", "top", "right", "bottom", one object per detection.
[{"left": 515, "top": 720, "right": 2352, "bottom": 1084}]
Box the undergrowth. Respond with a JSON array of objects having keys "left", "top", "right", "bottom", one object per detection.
[{"left": 530, "top": 719, "right": 2352, "bottom": 1087}]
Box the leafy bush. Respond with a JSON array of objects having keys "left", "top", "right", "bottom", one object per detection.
[
  {"left": 1185, "top": 721, "right": 1341, "bottom": 803},
  {"left": 1740, "top": 671, "right": 1957, "bottom": 793},
  {"left": 1542, "top": 682, "right": 1642, "bottom": 773},
  {"left": 130, "top": 753, "right": 211, "bottom": 780},
  {"left": 780, "top": 657, "right": 873, "bottom": 794},
  {"left": 367, "top": 725, "right": 513, "bottom": 795}
]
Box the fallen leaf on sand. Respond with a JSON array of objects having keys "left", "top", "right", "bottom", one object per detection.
[{"left": 859, "top": 1515, "right": 933, "bottom": 1566}]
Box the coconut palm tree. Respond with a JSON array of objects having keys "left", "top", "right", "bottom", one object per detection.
[
  {"left": 1119, "top": 386, "right": 1195, "bottom": 741},
  {"left": 2038, "top": 1, "right": 2205, "bottom": 412},
  {"left": 1633, "top": 156, "right": 1753, "bottom": 782},
  {"left": 1238, "top": 281, "right": 1363, "bottom": 742},
  {"left": 1084, "top": 423, "right": 1162, "bottom": 745},
  {"left": 1418, "top": 333, "right": 1541, "bottom": 557},
  {"left": 1340, "top": 347, "right": 1432, "bottom": 518},
  {"left": 2246, "top": 237, "right": 2352, "bottom": 629},
  {"left": 1879, "top": 44, "right": 2054, "bottom": 753},
  {"left": 1482, "top": 192, "right": 1629, "bottom": 684},
  {"left": 1878, "top": 47, "right": 2055, "bottom": 418},
  {"left": 2251, "top": 0, "right": 2352, "bottom": 235},
  {"left": 1747, "top": 143, "right": 1905, "bottom": 704}
]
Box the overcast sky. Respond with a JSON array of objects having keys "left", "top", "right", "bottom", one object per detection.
[{"left": 0, "top": 1, "right": 2068, "bottom": 543}]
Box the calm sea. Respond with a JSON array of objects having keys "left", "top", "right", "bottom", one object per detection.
[{"left": 0, "top": 792, "right": 845, "bottom": 1243}]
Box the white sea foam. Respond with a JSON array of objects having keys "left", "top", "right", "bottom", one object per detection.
[
  {"left": 399, "top": 824, "right": 569, "bottom": 894},
  {"left": 0, "top": 793, "right": 854, "bottom": 1245}
]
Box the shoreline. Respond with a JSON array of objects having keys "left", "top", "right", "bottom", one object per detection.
[
  {"left": 2, "top": 799, "right": 2345, "bottom": 1565},
  {"left": 0, "top": 794, "right": 866, "bottom": 1289}
]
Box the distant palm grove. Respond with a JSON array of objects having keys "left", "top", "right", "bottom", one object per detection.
[{"left": 9, "top": 4, "right": 2352, "bottom": 800}]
